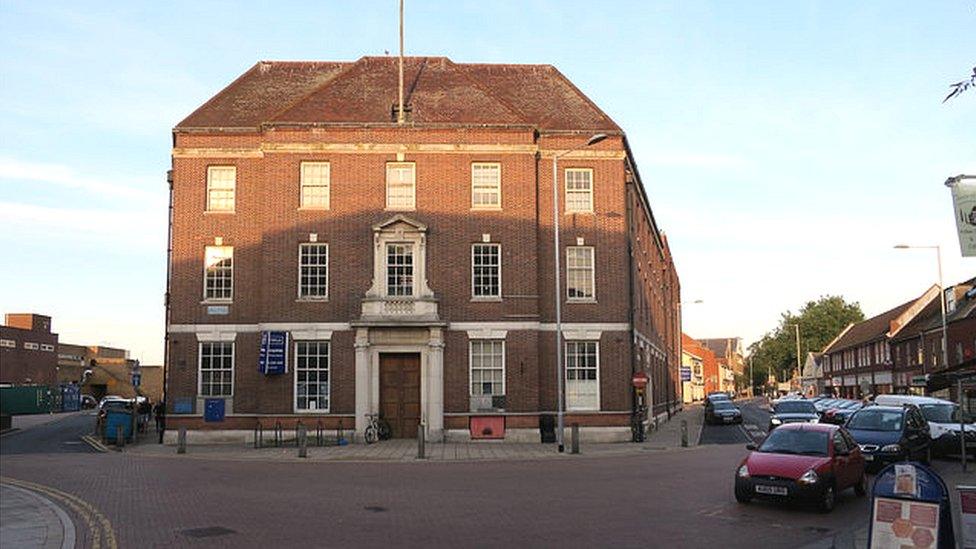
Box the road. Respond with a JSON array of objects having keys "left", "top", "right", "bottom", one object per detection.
[
  {"left": 0, "top": 412, "right": 97, "bottom": 456},
  {"left": 0, "top": 401, "right": 883, "bottom": 549},
  {"left": 700, "top": 398, "right": 770, "bottom": 446}
]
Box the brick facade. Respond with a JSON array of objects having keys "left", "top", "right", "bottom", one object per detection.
[
  {"left": 0, "top": 314, "right": 58, "bottom": 386},
  {"left": 164, "top": 57, "right": 681, "bottom": 442}
]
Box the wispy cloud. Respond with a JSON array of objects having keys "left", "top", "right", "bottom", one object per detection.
[
  {"left": 643, "top": 151, "right": 749, "bottom": 169},
  {"left": 0, "top": 156, "right": 161, "bottom": 202},
  {"left": 0, "top": 201, "right": 165, "bottom": 247}
]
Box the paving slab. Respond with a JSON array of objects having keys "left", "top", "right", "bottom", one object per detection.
[{"left": 0, "top": 483, "right": 74, "bottom": 549}]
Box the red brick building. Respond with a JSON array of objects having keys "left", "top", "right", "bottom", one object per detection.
[
  {"left": 165, "top": 57, "right": 681, "bottom": 443},
  {"left": 0, "top": 314, "right": 59, "bottom": 386},
  {"left": 822, "top": 286, "right": 939, "bottom": 398}
]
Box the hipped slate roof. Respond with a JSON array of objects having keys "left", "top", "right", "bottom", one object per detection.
[
  {"left": 824, "top": 287, "right": 938, "bottom": 353},
  {"left": 176, "top": 56, "right": 620, "bottom": 132}
]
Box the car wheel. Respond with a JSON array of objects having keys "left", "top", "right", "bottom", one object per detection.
[
  {"left": 854, "top": 474, "right": 867, "bottom": 497},
  {"left": 734, "top": 486, "right": 752, "bottom": 504},
  {"left": 819, "top": 485, "right": 835, "bottom": 513}
]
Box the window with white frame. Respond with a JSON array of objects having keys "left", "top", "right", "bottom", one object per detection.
[
  {"left": 199, "top": 342, "right": 233, "bottom": 397},
  {"left": 40, "top": 344, "right": 54, "bottom": 352},
  {"left": 0, "top": 339, "right": 15, "bottom": 348},
  {"left": 566, "top": 246, "right": 595, "bottom": 300},
  {"left": 470, "top": 340, "right": 505, "bottom": 399},
  {"left": 24, "top": 342, "right": 39, "bottom": 350},
  {"left": 471, "top": 243, "right": 501, "bottom": 298},
  {"left": 471, "top": 163, "right": 501, "bottom": 209},
  {"left": 386, "top": 162, "right": 416, "bottom": 210},
  {"left": 298, "top": 243, "right": 329, "bottom": 299},
  {"left": 295, "top": 341, "right": 330, "bottom": 412},
  {"left": 204, "top": 246, "right": 233, "bottom": 301},
  {"left": 300, "top": 162, "right": 330, "bottom": 209},
  {"left": 206, "top": 166, "right": 236, "bottom": 212},
  {"left": 386, "top": 243, "right": 413, "bottom": 296},
  {"left": 566, "top": 341, "right": 599, "bottom": 410},
  {"left": 565, "top": 168, "right": 593, "bottom": 213}
]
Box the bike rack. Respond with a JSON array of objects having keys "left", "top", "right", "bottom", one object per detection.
[
  {"left": 316, "top": 420, "right": 324, "bottom": 447},
  {"left": 254, "top": 421, "right": 263, "bottom": 449}
]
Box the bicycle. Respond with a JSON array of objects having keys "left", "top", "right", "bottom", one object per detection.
[{"left": 363, "top": 413, "right": 392, "bottom": 444}]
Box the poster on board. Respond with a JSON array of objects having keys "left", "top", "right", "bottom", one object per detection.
[{"left": 869, "top": 496, "right": 939, "bottom": 549}]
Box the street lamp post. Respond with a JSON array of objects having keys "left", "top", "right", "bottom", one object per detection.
[
  {"left": 893, "top": 245, "right": 948, "bottom": 370},
  {"left": 553, "top": 133, "right": 607, "bottom": 453}
]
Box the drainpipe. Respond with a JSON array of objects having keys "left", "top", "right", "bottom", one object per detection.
[{"left": 161, "top": 167, "right": 175, "bottom": 442}]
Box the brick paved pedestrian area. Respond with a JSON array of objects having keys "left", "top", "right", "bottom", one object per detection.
[{"left": 127, "top": 405, "right": 705, "bottom": 462}]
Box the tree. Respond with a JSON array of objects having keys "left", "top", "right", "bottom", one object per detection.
[
  {"left": 747, "top": 296, "right": 864, "bottom": 392},
  {"left": 944, "top": 66, "right": 976, "bottom": 103}
]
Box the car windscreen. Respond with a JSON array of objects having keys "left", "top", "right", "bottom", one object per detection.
[
  {"left": 757, "top": 428, "right": 828, "bottom": 456},
  {"left": 919, "top": 404, "right": 959, "bottom": 423},
  {"left": 713, "top": 401, "right": 736, "bottom": 411},
  {"left": 773, "top": 401, "right": 816, "bottom": 414},
  {"left": 847, "top": 410, "right": 902, "bottom": 431}
]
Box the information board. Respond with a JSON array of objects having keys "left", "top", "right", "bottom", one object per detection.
[
  {"left": 870, "top": 497, "right": 939, "bottom": 549},
  {"left": 258, "top": 331, "right": 288, "bottom": 375},
  {"left": 680, "top": 367, "right": 692, "bottom": 382},
  {"left": 961, "top": 486, "right": 976, "bottom": 549}
]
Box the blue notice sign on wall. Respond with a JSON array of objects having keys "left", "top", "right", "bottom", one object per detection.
[
  {"left": 259, "top": 331, "right": 288, "bottom": 375},
  {"left": 680, "top": 367, "right": 692, "bottom": 382}
]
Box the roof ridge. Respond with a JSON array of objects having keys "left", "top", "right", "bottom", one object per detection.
[
  {"left": 542, "top": 65, "right": 621, "bottom": 131},
  {"left": 450, "top": 60, "right": 532, "bottom": 126},
  {"left": 175, "top": 62, "right": 264, "bottom": 130},
  {"left": 263, "top": 59, "right": 364, "bottom": 124}
]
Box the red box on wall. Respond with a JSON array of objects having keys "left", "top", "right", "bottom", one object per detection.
[{"left": 470, "top": 416, "right": 505, "bottom": 439}]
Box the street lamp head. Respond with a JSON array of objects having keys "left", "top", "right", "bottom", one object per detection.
[
  {"left": 893, "top": 244, "right": 910, "bottom": 249},
  {"left": 586, "top": 133, "right": 608, "bottom": 146}
]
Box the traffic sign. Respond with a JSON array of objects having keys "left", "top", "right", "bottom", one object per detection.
[{"left": 631, "top": 371, "right": 649, "bottom": 388}]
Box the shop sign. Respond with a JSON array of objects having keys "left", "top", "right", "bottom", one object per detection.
[
  {"left": 679, "top": 367, "right": 692, "bottom": 382},
  {"left": 949, "top": 180, "right": 976, "bottom": 257},
  {"left": 259, "top": 331, "right": 288, "bottom": 375}
]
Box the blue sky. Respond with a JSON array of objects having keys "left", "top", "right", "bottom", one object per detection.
[{"left": 1, "top": 1, "right": 973, "bottom": 363}]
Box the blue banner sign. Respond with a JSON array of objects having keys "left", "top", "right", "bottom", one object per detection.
[
  {"left": 680, "top": 367, "right": 692, "bottom": 382},
  {"left": 259, "top": 331, "right": 288, "bottom": 375}
]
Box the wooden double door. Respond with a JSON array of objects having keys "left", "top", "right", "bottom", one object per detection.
[{"left": 379, "top": 353, "right": 421, "bottom": 439}]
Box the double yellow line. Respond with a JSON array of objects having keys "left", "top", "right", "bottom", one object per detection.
[{"left": 0, "top": 476, "right": 117, "bottom": 549}]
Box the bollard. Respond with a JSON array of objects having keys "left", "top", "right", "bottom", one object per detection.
[
  {"left": 417, "top": 424, "right": 426, "bottom": 459},
  {"left": 177, "top": 427, "right": 186, "bottom": 454},
  {"left": 254, "top": 422, "right": 261, "bottom": 449},
  {"left": 680, "top": 420, "right": 688, "bottom": 447},
  {"left": 274, "top": 421, "right": 282, "bottom": 447},
  {"left": 116, "top": 425, "right": 125, "bottom": 449},
  {"left": 571, "top": 423, "right": 580, "bottom": 454},
  {"left": 295, "top": 420, "right": 303, "bottom": 447},
  {"left": 298, "top": 425, "right": 308, "bottom": 458}
]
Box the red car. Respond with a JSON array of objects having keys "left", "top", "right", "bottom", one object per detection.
[{"left": 734, "top": 423, "right": 867, "bottom": 512}]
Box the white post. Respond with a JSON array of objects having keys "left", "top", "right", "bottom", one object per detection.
[
  {"left": 427, "top": 328, "right": 444, "bottom": 442},
  {"left": 354, "top": 328, "right": 370, "bottom": 441}
]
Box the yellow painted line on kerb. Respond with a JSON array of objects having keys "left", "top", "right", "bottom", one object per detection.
[{"left": 0, "top": 476, "right": 118, "bottom": 549}]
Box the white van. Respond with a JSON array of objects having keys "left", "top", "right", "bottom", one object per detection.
[{"left": 874, "top": 394, "right": 975, "bottom": 458}]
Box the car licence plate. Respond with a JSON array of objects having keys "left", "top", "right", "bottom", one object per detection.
[
  {"left": 755, "top": 485, "right": 788, "bottom": 496},
  {"left": 863, "top": 454, "right": 874, "bottom": 461},
  {"left": 724, "top": 416, "right": 733, "bottom": 423}
]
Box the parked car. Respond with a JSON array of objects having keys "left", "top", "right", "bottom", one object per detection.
[
  {"left": 704, "top": 392, "right": 732, "bottom": 413},
  {"left": 821, "top": 400, "right": 864, "bottom": 425},
  {"left": 845, "top": 404, "right": 932, "bottom": 469},
  {"left": 80, "top": 395, "right": 98, "bottom": 409},
  {"left": 769, "top": 400, "right": 819, "bottom": 430},
  {"left": 814, "top": 398, "right": 841, "bottom": 414},
  {"left": 705, "top": 400, "right": 743, "bottom": 425},
  {"left": 734, "top": 423, "right": 867, "bottom": 512},
  {"left": 874, "top": 395, "right": 975, "bottom": 459}
]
